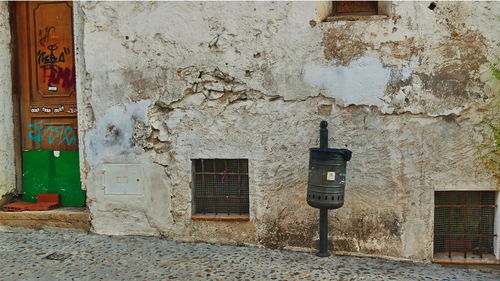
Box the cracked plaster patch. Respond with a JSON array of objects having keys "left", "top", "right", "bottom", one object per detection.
[{"left": 304, "top": 57, "right": 412, "bottom": 108}]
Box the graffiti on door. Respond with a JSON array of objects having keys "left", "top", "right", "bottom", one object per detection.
[
  {"left": 38, "top": 26, "right": 55, "bottom": 47},
  {"left": 28, "top": 121, "right": 77, "bottom": 146},
  {"left": 36, "top": 26, "right": 75, "bottom": 90}
]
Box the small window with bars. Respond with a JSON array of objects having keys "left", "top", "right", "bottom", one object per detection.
[
  {"left": 333, "top": 1, "right": 378, "bottom": 16},
  {"left": 192, "top": 159, "right": 249, "bottom": 220},
  {"left": 434, "top": 191, "right": 496, "bottom": 260}
]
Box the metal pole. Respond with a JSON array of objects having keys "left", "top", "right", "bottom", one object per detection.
[
  {"left": 320, "top": 121, "right": 328, "bottom": 148},
  {"left": 317, "top": 208, "right": 330, "bottom": 257},
  {"left": 317, "top": 120, "right": 330, "bottom": 257}
]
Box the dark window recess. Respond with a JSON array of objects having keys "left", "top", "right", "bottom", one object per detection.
[
  {"left": 333, "top": 1, "right": 378, "bottom": 16},
  {"left": 434, "top": 191, "right": 496, "bottom": 259},
  {"left": 193, "top": 159, "right": 249, "bottom": 216}
]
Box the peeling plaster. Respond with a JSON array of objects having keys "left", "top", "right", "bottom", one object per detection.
[{"left": 71, "top": 1, "right": 500, "bottom": 262}]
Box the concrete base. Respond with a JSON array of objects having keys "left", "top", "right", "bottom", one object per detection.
[
  {"left": 0, "top": 194, "right": 13, "bottom": 206},
  {"left": 0, "top": 207, "right": 89, "bottom": 231}
]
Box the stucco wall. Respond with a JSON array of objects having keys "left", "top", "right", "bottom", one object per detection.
[
  {"left": 0, "top": 2, "right": 15, "bottom": 201},
  {"left": 74, "top": 1, "right": 500, "bottom": 261}
]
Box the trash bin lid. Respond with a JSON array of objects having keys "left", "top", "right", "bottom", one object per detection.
[{"left": 309, "top": 148, "right": 352, "bottom": 161}]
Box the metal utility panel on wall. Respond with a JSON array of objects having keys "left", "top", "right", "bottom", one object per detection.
[{"left": 104, "top": 164, "right": 143, "bottom": 195}]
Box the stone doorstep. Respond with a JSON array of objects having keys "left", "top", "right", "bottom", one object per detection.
[{"left": 0, "top": 207, "right": 90, "bottom": 231}]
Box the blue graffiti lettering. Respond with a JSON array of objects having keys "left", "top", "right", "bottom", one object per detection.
[
  {"left": 27, "top": 121, "right": 44, "bottom": 142},
  {"left": 27, "top": 121, "right": 77, "bottom": 146},
  {"left": 61, "top": 126, "right": 77, "bottom": 146}
]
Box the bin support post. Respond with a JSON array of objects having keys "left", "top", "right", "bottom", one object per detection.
[
  {"left": 320, "top": 121, "right": 328, "bottom": 148},
  {"left": 317, "top": 208, "right": 330, "bottom": 257}
]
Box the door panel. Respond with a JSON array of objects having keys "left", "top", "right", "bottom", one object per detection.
[
  {"left": 16, "top": 1, "right": 77, "bottom": 151},
  {"left": 28, "top": 117, "right": 78, "bottom": 151},
  {"left": 31, "top": 1, "right": 75, "bottom": 101}
]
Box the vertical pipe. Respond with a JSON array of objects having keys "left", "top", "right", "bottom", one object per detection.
[
  {"left": 320, "top": 121, "right": 328, "bottom": 149},
  {"left": 317, "top": 208, "right": 330, "bottom": 257}
]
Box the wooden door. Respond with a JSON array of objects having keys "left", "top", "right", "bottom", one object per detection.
[{"left": 14, "top": 1, "right": 78, "bottom": 151}]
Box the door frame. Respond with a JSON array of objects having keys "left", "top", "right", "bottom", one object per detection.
[
  {"left": 9, "top": 1, "right": 82, "bottom": 196},
  {"left": 9, "top": 1, "right": 23, "bottom": 195}
]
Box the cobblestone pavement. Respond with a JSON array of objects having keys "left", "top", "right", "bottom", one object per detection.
[{"left": 0, "top": 231, "right": 499, "bottom": 281}]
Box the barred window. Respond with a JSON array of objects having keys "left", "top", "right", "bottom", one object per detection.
[
  {"left": 333, "top": 1, "right": 378, "bottom": 16},
  {"left": 192, "top": 159, "right": 249, "bottom": 220},
  {"left": 434, "top": 191, "right": 496, "bottom": 260}
]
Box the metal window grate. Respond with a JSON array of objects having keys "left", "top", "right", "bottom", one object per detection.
[
  {"left": 434, "top": 191, "right": 496, "bottom": 259},
  {"left": 334, "top": 1, "right": 378, "bottom": 16},
  {"left": 192, "top": 159, "right": 249, "bottom": 216}
]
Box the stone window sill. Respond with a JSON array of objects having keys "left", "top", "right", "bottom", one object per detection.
[
  {"left": 432, "top": 254, "right": 500, "bottom": 265},
  {"left": 192, "top": 214, "right": 249, "bottom": 221}
]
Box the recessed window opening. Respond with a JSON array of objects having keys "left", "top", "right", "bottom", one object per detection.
[
  {"left": 319, "top": 1, "right": 391, "bottom": 21},
  {"left": 192, "top": 159, "right": 249, "bottom": 216},
  {"left": 333, "top": 1, "right": 378, "bottom": 16},
  {"left": 434, "top": 191, "right": 496, "bottom": 259}
]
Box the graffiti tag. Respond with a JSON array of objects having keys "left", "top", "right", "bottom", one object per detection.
[
  {"left": 221, "top": 170, "right": 228, "bottom": 184},
  {"left": 37, "top": 25, "right": 74, "bottom": 89},
  {"left": 37, "top": 45, "right": 70, "bottom": 66},
  {"left": 41, "top": 65, "right": 75, "bottom": 89},
  {"left": 38, "top": 26, "right": 55, "bottom": 47},
  {"left": 28, "top": 121, "right": 77, "bottom": 146}
]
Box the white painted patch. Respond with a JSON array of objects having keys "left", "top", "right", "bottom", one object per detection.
[
  {"left": 303, "top": 57, "right": 391, "bottom": 107},
  {"left": 85, "top": 100, "right": 151, "bottom": 167},
  {"left": 53, "top": 151, "right": 60, "bottom": 157}
]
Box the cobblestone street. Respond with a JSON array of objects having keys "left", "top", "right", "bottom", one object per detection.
[{"left": 0, "top": 231, "right": 498, "bottom": 281}]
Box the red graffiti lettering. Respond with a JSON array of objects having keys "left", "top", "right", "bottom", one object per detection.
[{"left": 41, "top": 65, "right": 75, "bottom": 88}]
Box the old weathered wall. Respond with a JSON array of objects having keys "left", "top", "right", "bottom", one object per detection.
[
  {"left": 0, "top": 2, "right": 16, "bottom": 202},
  {"left": 74, "top": 1, "right": 499, "bottom": 261}
]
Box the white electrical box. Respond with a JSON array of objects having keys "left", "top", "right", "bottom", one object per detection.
[{"left": 104, "top": 164, "right": 143, "bottom": 195}]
